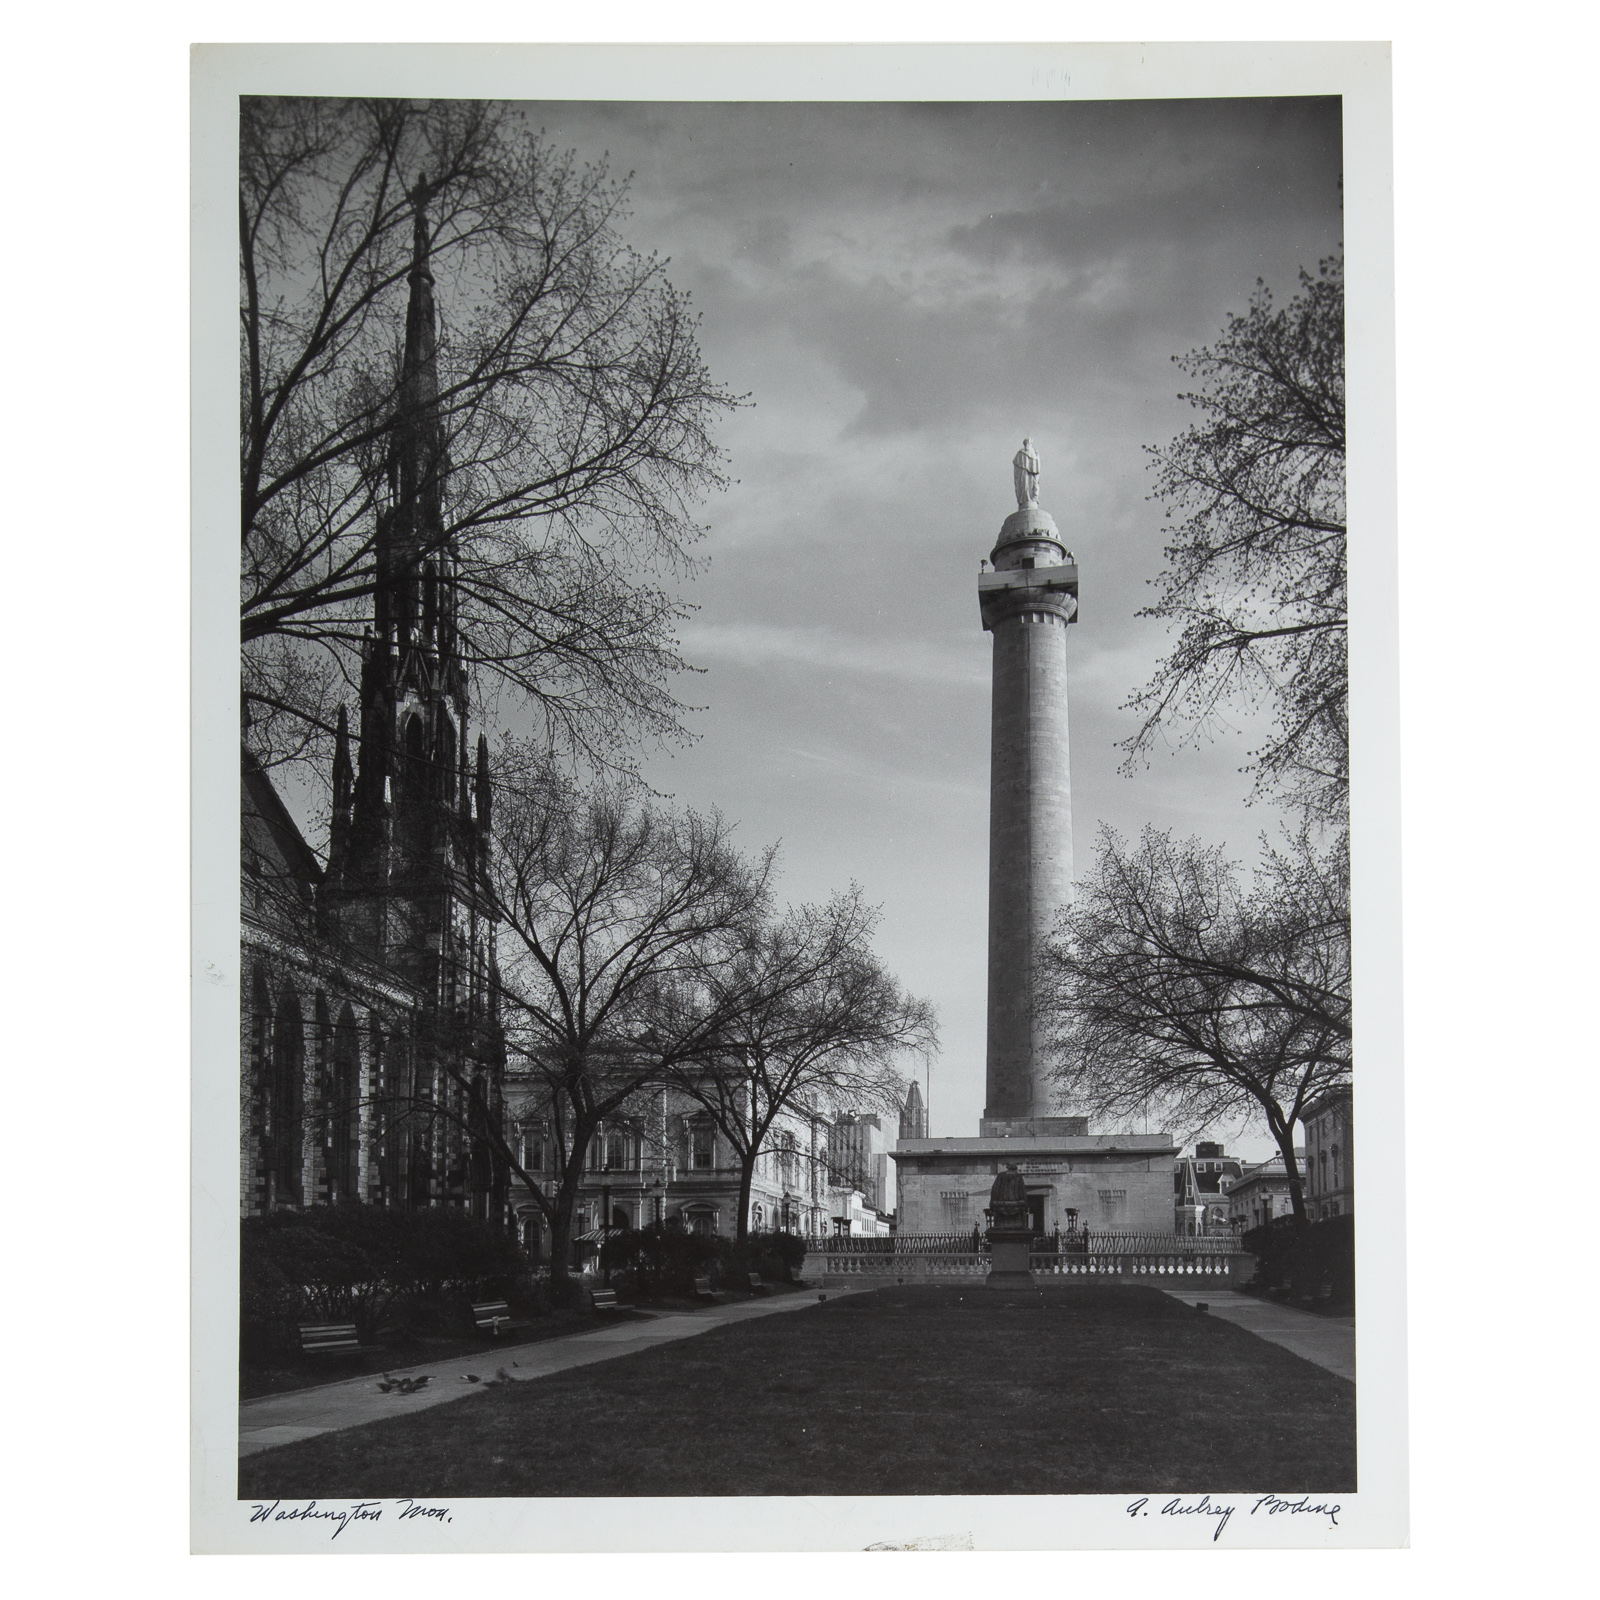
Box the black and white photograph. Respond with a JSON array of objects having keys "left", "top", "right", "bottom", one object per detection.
[{"left": 194, "top": 41, "right": 1404, "bottom": 1551}]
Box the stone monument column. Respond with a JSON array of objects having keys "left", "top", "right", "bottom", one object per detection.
[{"left": 979, "top": 442, "right": 1078, "bottom": 1128}]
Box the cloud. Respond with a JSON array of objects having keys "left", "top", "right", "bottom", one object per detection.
[
  {"left": 516, "top": 94, "right": 1342, "bottom": 1140},
  {"left": 680, "top": 619, "right": 987, "bottom": 689}
]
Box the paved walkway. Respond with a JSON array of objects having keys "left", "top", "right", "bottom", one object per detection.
[
  {"left": 239, "top": 1288, "right": 857, "bottom": 1458},
  {"left": 1163, "top": 1288, "right": 1355, "bottom": 1382}
]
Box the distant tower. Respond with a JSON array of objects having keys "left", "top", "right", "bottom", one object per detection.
[
  {"left": 978, "top": 440, "right": 1078, "bottom": 1129},
  {"left": 899, "top": 1081, "right": 928, "bottom": 1141}
]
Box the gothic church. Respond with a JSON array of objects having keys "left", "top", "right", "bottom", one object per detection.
[{"left": 241, "top": 186, "right": 507, "bottom": 1221}]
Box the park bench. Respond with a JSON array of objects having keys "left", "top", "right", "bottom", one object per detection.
[
  {"left": 471, "top": 1300, "right": 534, "bottom": 1338},
  {"left": 299, "top": 1322, "right": 380, "bottom": 1358},
  {"left": 746, "top": 1273, "right": 768, "bottom": 1294},
  {"left": 693, "top": 1275, "right": 721, "bottom": 1302},
  {"left": 590, "top": 1289, "right": 627, "bottom": 1313}
]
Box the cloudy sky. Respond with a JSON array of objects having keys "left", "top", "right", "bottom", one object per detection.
[{"left": 515, "top": 96, "right": 1344, "bottom": 1155}]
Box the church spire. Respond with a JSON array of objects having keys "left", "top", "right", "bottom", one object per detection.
[
  {"left": 475, "top": 732, "right": 492, "bottom": 845},
  {"left": 899, "top": 1080, "right": 927, "bottom": 1141},
  {"left": 377, "top": 173, "right": 450, "bottom": 650},
  {"left": 329, "top": 704, "right": 353, "bottom": 872}
]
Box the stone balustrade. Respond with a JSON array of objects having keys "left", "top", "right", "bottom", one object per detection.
[{"left": 814, "top": 1235, "right": 1253, "bottom": 1287}]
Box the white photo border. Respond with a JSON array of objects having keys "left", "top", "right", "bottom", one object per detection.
[{"left": 192, "top": 39, "right": 1402, "bottom": 1553}]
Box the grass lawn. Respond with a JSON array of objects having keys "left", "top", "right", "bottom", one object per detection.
[{"left": 238, "top": 1285, "right": 1355, "bottom": 1498}]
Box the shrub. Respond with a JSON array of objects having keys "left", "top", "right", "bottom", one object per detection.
[
  {"left": 241, "top": 1204, "right": 538, "bottom": 1347},
  {"left": 589, "top": 1225, "right": 809, "bottom": 1297},
  {"left": 239, "top": 1252, "right": 304, "bottom": 1358},
  {"left": 1242, "top": 1214, "right": 1354, "bottom": 1308}
]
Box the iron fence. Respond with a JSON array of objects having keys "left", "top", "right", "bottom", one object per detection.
[{"left": 822, "top": 1231, "right": 1236, "bottom": 1255}]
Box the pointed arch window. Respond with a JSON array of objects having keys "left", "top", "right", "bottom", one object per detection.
[
  {"left": 329, "top": 1004, "right": 361, "bottom": 1201},
  {"left": 267, "top": 986, "right": 305, "bottom": 1208}
]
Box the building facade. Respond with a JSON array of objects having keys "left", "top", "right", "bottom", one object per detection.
[
  {"left": 1226, "top": 1151, "right": 1305, "bottom": 1233},
  {"left": 828, "top": 1112, "right": 894, "bottom": 1217},
  {"left": 1302, "top": 1086, "right": 1353, "bottom": 1220},
  {"left": 1174, "top": 1142, "right": 1244, "bottom": 1235},
  {"left": 503, "top": 1087, "right": 879, "bottom": 1254},
  {"left": 893, "top": 1128, "right": 1178, "bottom": 1238}
]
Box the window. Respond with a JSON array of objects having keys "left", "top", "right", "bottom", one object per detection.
[
  {"left": 520, "top": 1122, "right": 546, "bottom": 1172},
  {"left": 691, "top": 1121, "right": 714, "bottom": 1170},
  {"left": 1097, "top": 1188, "right": 1127, "bottom": 1225},
  {"left": 1331, "top": 1144, "right": 1342, "bottom": 1188},
  {"left": 267, "top": 987, "right": 305, "bottom": 1207},
  {"left": 605, "top": 1128, "right": 628, "bottom": 1170},
  {"left": 328, "top": 1004, "right": 361, "bottom": 1201}
]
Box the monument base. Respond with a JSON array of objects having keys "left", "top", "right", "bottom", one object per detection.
[{"left": 985, "top": 1228, "right": 1034, "bottom": 1290}]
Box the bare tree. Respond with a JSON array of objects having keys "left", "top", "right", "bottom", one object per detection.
[
  {"left": 240, "top": 97, "right": 740, "bottom": 777},
  {"left": 669, "top": 889, "right": 938, "bottom": 1243},
  {"left": 1041, "top": 825, "right": 1350, "bottom": 1224},
  {"left": 484, "top": 751, "right": 773, "bottom": 1295},
  {"left": 1125, "top": 256, "right": 1346, "bottom": 823}
]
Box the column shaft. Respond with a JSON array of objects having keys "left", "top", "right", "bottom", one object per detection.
[{"left": 984, "top": 610, "right": 1073, "bottom": 1120}]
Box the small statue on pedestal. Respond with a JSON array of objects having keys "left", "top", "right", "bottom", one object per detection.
[{"left": 984, "top": 1163, "right": 1036, "bottom": 1289}]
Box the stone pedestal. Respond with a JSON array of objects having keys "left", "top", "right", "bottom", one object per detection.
[
  {"left": 985, "top": 1226, "right": 1035, "bottom": 1290},
  {"left": 984, "top": 1163, "right": 1037, "bottom": 1289}
]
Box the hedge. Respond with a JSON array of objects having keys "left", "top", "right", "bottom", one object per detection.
[
  {"left": 241, "top": 1203, "right": 538, "bottom": 1354},
  {"left": 1241, "top": 1213, "right": 1354, "bottom": 1308},
  {"left": 598, "top": 1225, "right": 808, "bottom": 1295}
]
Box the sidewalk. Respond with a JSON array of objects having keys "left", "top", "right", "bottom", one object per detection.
[
  {"left": 239, "top": 1287, "right": 855, "bottom": 1458},
  {"left": 1163, "top": 1288, "right": 1355, "bottom": 1382}
]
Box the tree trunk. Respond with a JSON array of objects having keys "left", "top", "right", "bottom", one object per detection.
[
  {"left": 547, "top": 1137, "right": 594, "bottom": 1304},
  {"left": 1267, "top": 1107, "right": 1309, "bottom": 1226},
  {"left": 734, "top": 1149, "right": 757, "bottom": 1245},
  {"left": 547, "top": 1190, "right": 576, "bottom": 1301}
]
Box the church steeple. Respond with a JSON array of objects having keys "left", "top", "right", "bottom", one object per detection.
[
  {"left": 328, "top": 174, "right": 488, "bottom": 1005},
  {"left": 475, "top": 733, "right": 492, "bottom": 850},
  {"left": 899, "top": 1080, "right": 927, "bottom": 1141},
  {"left": 328, "top": 704, "right": 353, "bottom": 877},
  {"left": 377, "top": 174, "right": 452, "bottom": 658}
]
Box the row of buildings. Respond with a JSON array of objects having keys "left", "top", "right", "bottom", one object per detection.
[
  {"left": 1170, "top": 1088, "right": 1355, "bottom": 1236},
  {"left": 507, "top": 1099, "right": 906, "bottom": 1253}
]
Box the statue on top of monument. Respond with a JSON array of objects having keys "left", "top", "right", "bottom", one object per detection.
[{"left": 1012, "top": 437, "right": 1040, "bottom": 509}]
